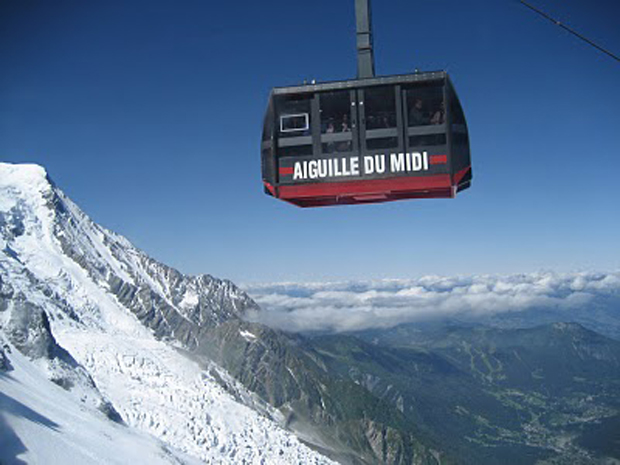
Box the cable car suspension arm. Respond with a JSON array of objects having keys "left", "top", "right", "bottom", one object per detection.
[{"left": 355, "top": 0, "right": 376, "bottom": 78}]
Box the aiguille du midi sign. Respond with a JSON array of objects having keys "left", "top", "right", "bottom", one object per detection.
[{"left": 281, "top": 151, "right": 447, "bottom": 181}]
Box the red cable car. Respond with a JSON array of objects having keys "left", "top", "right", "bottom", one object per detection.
[{"left": 261, "top": 0, "right": 471, "bottom": 207}]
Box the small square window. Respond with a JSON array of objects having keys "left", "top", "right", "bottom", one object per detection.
[{"left": 280, "top": 114, "right": 309, "bottom": 133}]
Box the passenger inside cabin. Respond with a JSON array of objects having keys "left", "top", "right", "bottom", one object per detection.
[
  {"left": 325, "top": 121, "right": 336, "bottom": 153},
  {"left": 409, "top": 98, "right": 428, "bottom": 126},
  {"left": 338, "top": 114, "right": 352, "bottom": 152},
  {"left": 430, "top": 102, "right": 445, "bottom": 125}
]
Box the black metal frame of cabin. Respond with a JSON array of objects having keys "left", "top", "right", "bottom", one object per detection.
[{"left": 260, "top": 0, "right": 471, "bottom": 207}]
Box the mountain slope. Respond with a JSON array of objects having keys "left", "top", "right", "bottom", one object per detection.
[
  {"left": 199, "top": 320, "right": 447, "bottom": 464},
  {"left": 0, "top": 343, "right": 201, "bottom": 465},
  {"left": 0, "top": 162, "right": 333, "bottom": 464},
  {"left": 350, "top": 322, "right": 620, "bottom": 463}
]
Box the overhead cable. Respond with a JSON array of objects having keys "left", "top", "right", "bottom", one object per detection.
[{"left": 519, "top": 0, "right": 620, "bottom": 64}]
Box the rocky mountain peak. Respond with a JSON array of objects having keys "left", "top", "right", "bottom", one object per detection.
[{"left": 1, "top": 162, "right": 259, "bottom": 343}]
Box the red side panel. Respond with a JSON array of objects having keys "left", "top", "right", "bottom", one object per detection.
[
  {"left": 276, "top": 173, "right": 460, "bottom": 207},
  {"left": 453, "top": 166, "right": 471, "bottom": 185},
  {"left": 430, "top": 154, "right": 448, "bottom": 165},
  {"left": 263, "top": 181, "right": 276, "bottom": 196}
]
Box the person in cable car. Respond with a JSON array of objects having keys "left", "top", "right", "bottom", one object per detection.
[
  {"left": 431, "top": 101, "right": 445, "bottom": 125},
  {"left": 409, "top": 98, "right": 428, "bottom": 126}
]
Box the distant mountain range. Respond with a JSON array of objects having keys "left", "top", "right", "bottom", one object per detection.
[
  {"left": 349, "top": 322, "right": 620, "bottom": 463},
  {"left": 1, "top": 162, "right": 618, "bottom": 464}
]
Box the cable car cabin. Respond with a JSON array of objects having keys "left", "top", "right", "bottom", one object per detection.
[{"left": 261, "top": 71, "right": 471, "bottom": 207}]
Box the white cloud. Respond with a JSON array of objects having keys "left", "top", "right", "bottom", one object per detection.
[{"left": 241, "top": 271, "right": 620, "bottom": 333}]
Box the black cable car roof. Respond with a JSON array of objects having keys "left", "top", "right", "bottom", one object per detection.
[
  {"left": 261, "top": 0, "right": 472, "bottom": 207},
  {"left": 271, "top": 71, "right": 448, "bottom": 96}
]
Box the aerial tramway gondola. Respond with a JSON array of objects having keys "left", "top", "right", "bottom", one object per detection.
[{"left": 261, "top": 0, "right": 472, "bottom": 207}]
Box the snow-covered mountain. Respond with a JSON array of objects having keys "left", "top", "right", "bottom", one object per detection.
[
  {"left": 0, "top": 342, "right": 204, "bottom": 465},
  {"left": 0, "top": 163, "right": 333, "bottom": 464}
]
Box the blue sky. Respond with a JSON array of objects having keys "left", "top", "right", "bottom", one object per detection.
[{"left": 1, "top": 0, "right": 619, "bottom": 283}]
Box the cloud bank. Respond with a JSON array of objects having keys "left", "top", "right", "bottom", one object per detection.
[{"left": 241, "top": 271, "right": 620, "bottom": 333}]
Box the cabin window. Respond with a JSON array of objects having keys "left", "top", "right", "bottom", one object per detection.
[
  {"left": 450, "top": 97, "right": 465, "bottom": 125},
  {"left": 362, "top": 86, "right": 399, "bottom": 150},
  {"left": 278, "top": 145, "right": 313, "bottom": 157},
  {"left": 364, "top": 86, "right": 397, "bottom": 130},
  {"left": 320, "top": 91, "right": 353, "bottom": 154},
  {"left": 406, "top": 85, "right": 444, "bottom": 127},
  {"left": 277, "top": 96, "right": 313, "bottom": 138},
  {"left": 280, "top": 114, "right": 309, "bottom": 133},
  {"left": 320, "top": 91, "right": 352, "bottom": 134},
  {"left": 409, "top": 134, "right": 447, "bottom": 147},
  {"left": 450, "top": 98, "right": 470, "bottom": 152},
  {"left": 367, "top": 137, "right": 398, "bottom": 150}
]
